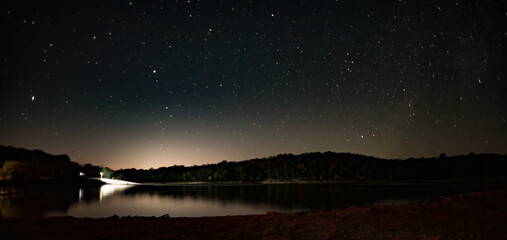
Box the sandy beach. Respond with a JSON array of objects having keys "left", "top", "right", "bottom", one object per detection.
[{"left": 1, "top": 189, "right": 506, "bottom": 239}]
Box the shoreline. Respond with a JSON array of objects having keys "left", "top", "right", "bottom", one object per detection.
[
  {"left": 2, "top": 177, "right": 505, "bottom": 188},
  {"left": 2, "top": 189, "right": 506, "bottom": 239},
  {"left": 131, "top": 178, "right": 507, "bottom": 186}
]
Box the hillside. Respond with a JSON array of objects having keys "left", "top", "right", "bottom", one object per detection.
[
  {"left": 116, "top": 152, "right": 507, "bottom": 183},
  {"left": 0, "top": 145, "right": 81, "bottom": 184},
  {"left": 0, "top": 146, "right": 103, "bottom": 186},
  {"left": 2, "top": 145, "right": 506, "bottom": 184}
]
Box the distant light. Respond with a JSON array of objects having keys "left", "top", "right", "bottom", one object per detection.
[
  {"left": 153, "top": 69, "right": 157, "bottom": 73},
  {"left": 31, "top": 96, "right": 35, "bottom": 101}
]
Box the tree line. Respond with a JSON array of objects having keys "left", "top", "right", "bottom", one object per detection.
[
  {"left": 115, "top": 152, "right": 507, "bottom": 183},
  {"left": 0, "top": 145, "right": 78, "bottom": 183},
  {"left": 1, "top": 145, "right": 506, "bottom": 184}
]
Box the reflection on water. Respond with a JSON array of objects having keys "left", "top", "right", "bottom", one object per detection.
[
  {"left": 0, "top": 185, "right": 78, "bottom": 217},
  {"left": 1, "top": 181, "right": 505, "bottom": 217},
  {"left": 79, "top": 188, "right": 83, "bottom": 202},
  {"left": 99, "top": 184, "right": 135, "bottom": 202}
]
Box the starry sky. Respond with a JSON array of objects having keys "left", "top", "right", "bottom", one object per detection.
[{"left": 1, "top": 0, "right": 506, "bottom": 170}]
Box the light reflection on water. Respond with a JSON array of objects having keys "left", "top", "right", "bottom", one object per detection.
[
  {"left": 99, "top": 184, "right": 135, "bottom": 202},
  {"left": 78, "top": 188, "right": 83, "bottom": 202},
  {"left": 69, "top": 184, "right": 301, "bottom": 217},
  {"left": 67, "top": 192, "right": 299, "bottom": 218},
  {"left": 1, "top": 181, "right": 505, "bottom": 218}
]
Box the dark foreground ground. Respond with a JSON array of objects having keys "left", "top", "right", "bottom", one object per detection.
[{"left": 1, "top": 189, "right": 506, "bottom": 240}]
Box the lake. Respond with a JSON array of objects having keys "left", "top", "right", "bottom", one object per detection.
[{"left": 1, "top": 181, "right": 504, "bottom": 218}]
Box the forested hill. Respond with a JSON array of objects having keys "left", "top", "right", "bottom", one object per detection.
[
  {"left": 1, "top": 145, "right": 506, "bottom": 184},
  {"left": 0, "top": 145, "right": 79, "bottom": 183},
  {"left": 116, "top": 152, "right": 507, "bottom": 183}
]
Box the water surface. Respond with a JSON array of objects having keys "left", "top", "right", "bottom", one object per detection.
[{"left": 1, "top": 181, "right": 504, "bottom": 217}]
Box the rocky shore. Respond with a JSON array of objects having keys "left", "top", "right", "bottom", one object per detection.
[{"left": 1, "top": 189, "right": 506, "bottom": 239}]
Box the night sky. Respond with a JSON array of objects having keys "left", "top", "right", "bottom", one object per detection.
[{"left": 1, "top": 0, "right": 506, "bottom": 169}]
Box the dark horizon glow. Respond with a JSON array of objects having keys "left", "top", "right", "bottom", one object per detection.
[{"left": 1, "top": 1, "right": 506, "bottom": 170}]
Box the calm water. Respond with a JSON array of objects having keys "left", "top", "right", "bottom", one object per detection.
[{"left": 1, "top": 181, "right": 504, "bottom": 218}]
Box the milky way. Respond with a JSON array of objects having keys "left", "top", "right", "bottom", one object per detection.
[{"left": 1, "top": 0, "right": 506, "bottom": 169}]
